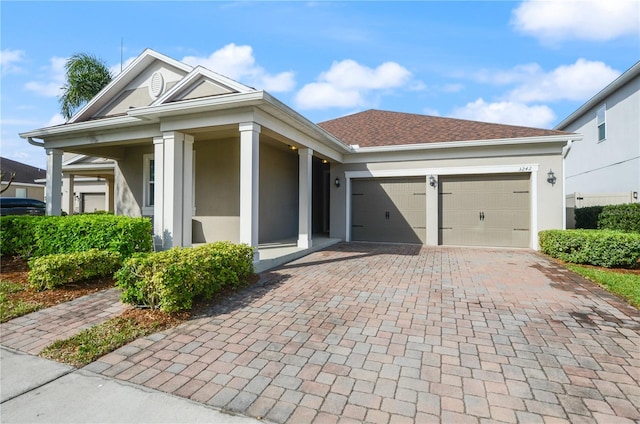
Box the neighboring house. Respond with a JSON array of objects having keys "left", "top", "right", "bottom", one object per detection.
[
  {"left": 0, "top": 156, "right": 46, "bottom": 201},
  {"left": 60, "top": 153, "right": 114, "bottom": 214},
  {"left": 555, "top": 61, "right": 640, "bottom": 228},
  {"left": 20, "top": 49, "right": 578, "bottom": 257}
]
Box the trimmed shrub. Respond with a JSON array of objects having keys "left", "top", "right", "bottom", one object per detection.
[
  {"left": 0, "top": 215, "right": 39, "bottom": 257},
  {"left": 0, "top": 215, "right": 152, "bottom": 258},
  {"left": 574, "top": 206, "right": 605, "bottom": 229},
  {"left": 28, "top": 249, "right": 122, "bottom": 290},
  {"left": 598, "top": 203, "right": 640, "bottom": 233},
  {"left": 116, "top": 242, "right": 254, "bottom": 312},
  {"left": 539, "top": 229, "right": 640, "bottom": 268}
]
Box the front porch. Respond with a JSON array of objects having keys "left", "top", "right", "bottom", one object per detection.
[{"left": 254, "top": 235, "right": 341, "bottom": 273}]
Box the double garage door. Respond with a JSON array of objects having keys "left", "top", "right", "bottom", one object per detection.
[{"left": 351, "top": 174, "right": 530, "bottom": 248}]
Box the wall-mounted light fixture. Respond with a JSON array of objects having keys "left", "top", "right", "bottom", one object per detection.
[
  {"left": 289, "top": 145, "right": 297, "bottom": 151},
  {"left": 633, "top": 191, "right": 638, "bottom": 200},
  {"left": 334, "top": 177, "right": 341, "bottom": 188},
  {"left": 322, "top": 159, "right": 329, "bottom": 164},
  {"left": 546, "top": 169, "right": 556, "bottom": 186},
  {"left": 429, "top": 175, "right": 437, "bottom": 188}
]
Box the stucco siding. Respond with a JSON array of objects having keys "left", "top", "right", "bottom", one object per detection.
[
  {"left": 192, "top": 138, "right": 240, "bottom": 243},
  {"left": 259, "top": 143, "right": 299, "bottom": 243},
  {"left": 0, "top": 184, "right": 44, "bottom": 201},
  {"left": 114, "top": 145, "right": 152, "bottom": 217},
  {"left": 563, "top": 73, "right": 640, "bottom": 195}
]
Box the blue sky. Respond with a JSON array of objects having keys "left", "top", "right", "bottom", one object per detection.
[{"left": 1, "top": 1, "right": 638, "bottom": 169}]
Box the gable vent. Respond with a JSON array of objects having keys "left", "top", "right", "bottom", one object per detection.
[{"left": 149, "top": 72, "right": 164, "bottom": 98}]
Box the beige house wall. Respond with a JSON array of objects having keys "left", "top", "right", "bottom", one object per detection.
[
  {"left": 0, "top": 183, "right": 45, "bottom": 201},
  {"left": 115, "top": 145, "right": 153, "bottom": 217}
]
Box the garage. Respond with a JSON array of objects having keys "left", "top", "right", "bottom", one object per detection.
[
  {"left": 81, "top": 193, "right": 106, "bottom": 213},
  {"left": 351, "top": 177, "right": 426, "bottom": 244},
  {"left": 438, "top": 174, "right": 530, "bottom": 248}
]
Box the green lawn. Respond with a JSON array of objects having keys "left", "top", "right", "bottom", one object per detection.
[
  {"left": 568, "top": 265, "right": 640, "bottom": 308},
  {"left": 0, "top": 280, "right": 42, "bottom": 323}
]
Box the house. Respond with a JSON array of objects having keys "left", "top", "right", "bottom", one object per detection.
[
  {"left": 20, "top": 49, "right": 578, "bottom": 259},
  {"left": 60, "top": 153, "right": 114, "bottom": 214},
  {"left": 0, "top": 157, "right": 46, "bottom": 201},
  {"left": 555, "top": 61, "right": 640, "bottom": 228}
]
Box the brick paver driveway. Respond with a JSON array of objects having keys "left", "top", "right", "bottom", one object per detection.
[{"left": 87, "top": 243, "right": 640, "bottom": 423}]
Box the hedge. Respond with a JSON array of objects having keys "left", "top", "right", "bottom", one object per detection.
[
  {"left": 116, "top": 242, "right": 254, "bottom": 312},
  {"left": 29, "top": 249, "right": 122, "bottom": 290},
  {"left": 574, "top": 206, "right": 604, "bottom": 229},
  {"left": 598, "top": 203, "right": 640, "bottom": 233},
  {"left": 539, "top": 229, "right": 640, "bottom": 268},
  {"left": 0, "top": 215, "right": 153, "bottom": 258}
]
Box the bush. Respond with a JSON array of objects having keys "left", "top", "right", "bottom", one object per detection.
[
  {"left": 0, "top": 215, "right": 152, "bottom": 258},
  {"left": 574, "top": 206, "right": 605, "bottom": 229},
  {"left": 539, "top": 229, "right": 640, "bottom": 268},
  {"left": 116, "top": 242, "right": 254, "bottom": 312},
  {"left": 598, "top": 203, "right": 640, "bottom": 233},
  {"left": 28, "top": 249, "right": 122, "bottom": 290}
]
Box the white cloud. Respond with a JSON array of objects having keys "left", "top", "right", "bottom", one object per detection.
[
  {"left": 512, "top": 0, "right": 640, "bottom": 42},
  {"left": 110, "top": 56, "right": 137, "bottom": 76},
  {"left": 294, "top": 59, "right": 411, "bottom": 110},
  {"left": 24, "top": 56, "right": 66, "bottom": 97},
  {"left": 46, "top": 113, "right": 65, "bottom": 127},
  {"left": 182, "top": 43, "right": 295, "bottom": 92},
  {"left": 1, "top": 49, "right": 26, "bottom": 75},
  {"left": 506, "top": 59, "right": 620, "bottom": 103},
  {"left": 451, "top": 98, "right": 556, "bottom": 128}
]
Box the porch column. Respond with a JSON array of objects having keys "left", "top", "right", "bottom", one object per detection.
[
  {"left": 106, "top": 178, "right": 114, "bottom": 212},
  {"left": 67, "top": 174, "right": 75, "bottom": 214},
  {"left": 153, "top": 131, "right": 194, "bottom": 250},
  {"left": 239, "top": 122, "right": 260, "bottom": 261},
  {"left": 298, "top": 148, "right": 313, "bottom": 248},
  {"left": 45, "top": 149, "right": 62, "bottom": 216}
]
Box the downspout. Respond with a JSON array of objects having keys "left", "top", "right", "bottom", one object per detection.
[
  {"left": 27, "top": 137, "right": 45, "bottom": 147},
  {"left": 561, "top": 140, "right": 575, "bottom": 230}
]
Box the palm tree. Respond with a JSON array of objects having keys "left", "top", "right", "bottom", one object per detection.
[{"left": 59, "top": 53, "right": 112, "bottom": 120}]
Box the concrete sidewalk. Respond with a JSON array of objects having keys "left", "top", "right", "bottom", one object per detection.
[{"left": 0, "top": 347, "right": 261, "bottom": 423}]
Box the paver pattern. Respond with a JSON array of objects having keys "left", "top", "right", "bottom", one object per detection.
[
  {"left": 0, "top": 288, "right": 127, "bottom": 355},
  {"left": 85, "top": 244, "right": 640, "bottom": 423}
]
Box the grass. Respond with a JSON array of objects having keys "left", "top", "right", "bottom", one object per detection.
[
  {"left": 0, "top": 279, "right": 42, "bottom": 322},
  {"left": 567, "top": 265, "right": 640, "bottom": 308},
  {"left": 39, "top": 310, "right": 180, "bottom": 367}
]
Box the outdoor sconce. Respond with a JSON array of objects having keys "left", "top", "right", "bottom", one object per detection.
[
  {"left": 547, "top": 169, "right": 556, "bottom": 186},
  {"left": 429, "top": 175, "right": 437, "bottom": 188},
  {"left": 335, "top": 177, "right": 341, "bottom": 188}
]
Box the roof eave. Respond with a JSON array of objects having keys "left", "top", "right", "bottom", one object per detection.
[
  {"left": 555, "top": 61, "right": 640, "bottom": 130},
  {"left": 19, "top": 116, "right": 141, "bottom": 140}
]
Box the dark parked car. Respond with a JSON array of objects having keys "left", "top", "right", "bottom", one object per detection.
[{"left": 0, "top": 197, "right": 46, "bottom": 216}]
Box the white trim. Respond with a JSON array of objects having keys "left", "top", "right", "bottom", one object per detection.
[
  {"left": 142, "top": 153, "right": 154, "bottom": 216},
  {"left": 1, "top": 182, "right": 44, "bottom": 188},
  {"left": 344, "top": 164, "right": 540, "bottom": 249}
]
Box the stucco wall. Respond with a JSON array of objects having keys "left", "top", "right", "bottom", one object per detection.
[
  {"left": 115, "top": 145, "right": 152, "bottom": 217},
  {"left": 330, "top": 148, "right": 565, "bottom": 249},
  {"left": 259, "top": 143, "right": 299, "bottom": 243},
  {"left": 192, "top": 138, "right": 240, "bottom": 243},
  {"left": 0, "top": 183, "right": 44, "bottom": 201},
  {"left": 563, "top": 74, "right": 640, "bottom": 195}
]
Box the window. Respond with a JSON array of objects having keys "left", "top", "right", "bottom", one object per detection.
[
  {"left": 142, "top": 154, "right": 154, "bottom": 216},
  {"left": 597, "top": 104, "right": 606, "bottom": 141},
  {"left": 15, "top": 188, "right": 27, "bottom": 198}
]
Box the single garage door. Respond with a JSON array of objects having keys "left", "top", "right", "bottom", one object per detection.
[
  {"left": 352, "top": 177, "right": 426, "bottom": 244},
  {"left": 439, "top": 174, "right": 530, "bottom": 248},
  {"left": 81, "top": 193, "right": 106, "bottom": 213}
]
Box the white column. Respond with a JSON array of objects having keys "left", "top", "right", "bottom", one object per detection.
[
  {"left": 45, "top": 149, "right": 63, "bottom": 216},
  {"left": 153, "top": 136, "right": 165, "bottom": 250},
  {"left": 67, "top": 174, "right": 75, "bottom": 214},
  {"left": 298, "top": 148, "right": 313, "bottom": 248},
  {"left": 153, "top": 132, "right": 193, "bottom": 250},
  {"left": 239, "top": 122, "right": 260, "bottom": 261},
  {"left": 106, "top": 178, "right": 114, "bottom": 212}
]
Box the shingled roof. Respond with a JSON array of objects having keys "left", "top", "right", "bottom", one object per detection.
[
  {"left": 318, "top": 109, "right": 570, "bottom": 148},
  {"left": 0, "top": 157, "right": 46, "bottom": 184}
]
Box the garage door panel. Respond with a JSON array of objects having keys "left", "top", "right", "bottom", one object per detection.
[
  {"left": 439, "top": 174, "right": 530, "bottom": 248},
  {"left": 352, "top": 178, "right": 426, "bottom": 244}
]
